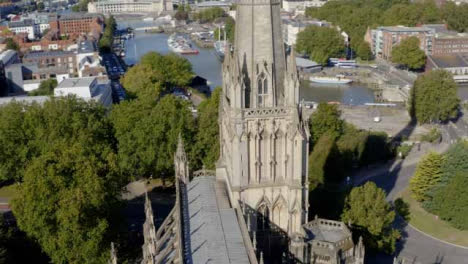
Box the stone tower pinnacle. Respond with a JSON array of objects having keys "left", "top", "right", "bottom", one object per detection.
[
  {"left": 174, "top": 135, "right": 189, "bottom": 184},
  {"left": 223, "top": 0, "right": 299, "bottom": 109},
  {"left": 218, "top": 0, "right": 309, "bottom": 238}
]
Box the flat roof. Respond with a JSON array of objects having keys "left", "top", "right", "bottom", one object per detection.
[
  {"left": 429, "top": 54, "right": 468, "bottom": 68},
  {"left": 0, "top": 96, "right": 49, "bottom": 106},
  {"left": 57, "top": 77, "right": 96, "bottom": 88},
  {"left": 378, "top": 26, "right": 433, "bottom": 33},
  {"left": 23, "top": 50, "right": 74, "bottom": 59},
  {"left": 296, "top": 57, "right": 320, "bottom": 67}
]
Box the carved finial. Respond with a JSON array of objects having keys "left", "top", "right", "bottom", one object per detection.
[
  {"left": 260, "top": 251, "right": 264, "bottom": 264},
  {"left": 109, "top": 242, "right": 117, "bottom": 264},
  {"left": 314, "top": 214, "right": 318, "bottom": 220}
]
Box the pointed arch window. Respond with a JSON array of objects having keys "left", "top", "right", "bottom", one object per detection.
[{"left": 257, "top": 72, "right": 268, "bottom": 107}]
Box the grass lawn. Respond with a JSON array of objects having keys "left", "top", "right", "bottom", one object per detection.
[
  {"left": 400, "top": 188, "right": 468, "bottom": 247},
  {"left": 0, "top": 184, "right": 19, "bottom": 200}
]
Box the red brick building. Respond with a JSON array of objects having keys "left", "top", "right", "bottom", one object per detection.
[{"left": 49, "top": 13, "right": 103, "bottom": 38}]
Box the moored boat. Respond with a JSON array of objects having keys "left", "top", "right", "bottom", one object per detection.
[
  {"left": 167, "top": 34, "right": 199, "bottom": 55},
  {"left": 309, "top": 76, "right": 353, "bottom": 84}
]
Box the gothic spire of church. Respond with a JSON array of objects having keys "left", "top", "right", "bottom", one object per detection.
[{"left": 224, "top": 0, "right": 298, "bottom": 109}]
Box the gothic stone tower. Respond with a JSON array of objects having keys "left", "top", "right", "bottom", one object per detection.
[{"left": 217, "top": 0, "right": 310, "bottom": 236}]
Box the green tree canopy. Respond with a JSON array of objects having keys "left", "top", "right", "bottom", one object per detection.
[
  {"left": 194, "top": 7, "right": 226, "bottom": 23},
  {"left": 296, "top": 25, "right": 344, "bottom": 64},
  {"left": 122, "top": 52, "right": 193, "bottom": 99},
  {"left": 423, "top": 140, "right": 468, "bottom": 229},
  {"left": 29, "top": 79, "right": 58, "bottom": 96},
  {"left": 410, "top": 152, "right": 443, "bottom": 202},
  {"left": 5, "top": 97, "right": 125, "bottom": 263},
  {"left": 5, "top": 38, "right": 19, "bottom": 51},
  {"left": 442, "top": 2, "right": 468, "bottom": 33},
  {"left": 111, "top": 95, "right": 196, "bottom": 181},
  {"left": 0, "top": 102, "right": 29, "bottom": 183},
  {"left": 192, "top": 87, "right": 221, "bottom": 169},
  {"left": 410, "top": 70, "right": 459, "bottom": 123},
  {"left": 309, "top": 103, "right": 344, "bottom": 143},
  {"left": 429, "top": 171, "right": 468, "bottom": 230},
  {"left": 308, "top": 133, "right": 336, "bottom": 190},
  {"left": 214, "top": 17, "right": 235, "bottom": 43},
  {"left": 391, "top": 36, "right": 426, "bottom": 70},
  {"left": 342, "top": 182, "right": 400, "bottom": 253},
  {"left": 356, "top": 41, "right": 373, "bottom": 61}
]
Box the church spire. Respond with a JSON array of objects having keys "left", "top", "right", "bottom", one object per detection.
[{"left": 226, "top": 0, "right": 298, "bottom": 109}]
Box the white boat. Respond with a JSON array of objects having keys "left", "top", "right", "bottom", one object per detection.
[
  {"left": 167, "top": 34, "right": 199, "bottom": 55},
  {"left": 309, "top": 76, "right": 353, "bottom": 84}
]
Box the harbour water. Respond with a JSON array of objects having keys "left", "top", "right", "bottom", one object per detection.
[{"left": 120, "top": 20, "right": 376, "bottom": 104}]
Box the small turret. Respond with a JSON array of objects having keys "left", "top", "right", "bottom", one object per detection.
[{"left": 174, "top": 134, "right": 189, "bottom": 184}]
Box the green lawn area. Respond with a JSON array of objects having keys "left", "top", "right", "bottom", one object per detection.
[
  {"left": 400, "top": 188, "right": 468, "bottom": 247},
  {"left": 0, "top": 184, "right": 19, "bottom": 200}
]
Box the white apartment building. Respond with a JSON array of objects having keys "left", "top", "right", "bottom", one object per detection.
[
  {"left": 87, "top": 0, "right": 173, "bottom": 15},
  {"left": 282, "top": 0, "right": 328, "bottom": 12},
  {"left": 9, "top": 19, "right": 38, "bottom": 40},
  {"left": 282, "top": 18, "right": 330, "bottom": 46},
  {"left": 55, "top": 77, "right": 113, "bottom": 107}
]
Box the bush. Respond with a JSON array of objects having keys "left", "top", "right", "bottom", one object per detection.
[
  {"left": 396, "top": 144, "right": 412, "bottom": 159},
  {"left": 394, "top": 198, "right": 410, "bottom": 221},
  {"left": 420, "top": 128, "right": 441, "bottom": 143},
  {"left": 29, "top": 79, "right": 57, "bottom": 96}
]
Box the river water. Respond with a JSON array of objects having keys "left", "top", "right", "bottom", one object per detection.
[{"left": 119, "top": 20, "right": 377, "bottom": 105}]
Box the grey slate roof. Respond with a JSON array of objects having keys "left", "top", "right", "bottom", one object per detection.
[
  {"left": 429, "top": 54, "right": 468, "bottom": 68},
  {"left": 185, "top": 176, "right": 250, "bottom": 264}
]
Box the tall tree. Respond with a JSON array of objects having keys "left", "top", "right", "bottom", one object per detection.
[
  {"left": 309, "top": 103, "right": 344, "bottom": 144},
  {"left": 342, "top": 182, "right": 400, "bottom": 254},
  {"left": 192, "top": 87, "right": 221, "bottom": 169},
  {"left": 391, "top": 36, "right": 426, "bottom": 70},
  {"left": 308, "top": 133, "right": 336, "bottom": 189},
  {"left": 296, "top": 25, "right": 344, "bottom": 64},
  {"left": 0, "top": 102, "right": 28, "bottom": 183},
  {"left": 356, "top": 41, "right": 373, "bottom": 61},
  {"left": 122, "top": 52, "right": 193, "bottom": 99},
  {"left": 429, "top": 171, "right": 468, "bottom": 230},
  {"left": 8, "top": 97, "right": 124, "bottom": 263},
  {"left": 410, "top": 70, "right": 459, "bottom": 123},
  {"left": 410, "top": 152, "right": 444, "bottom": 202},
  {"left": 111, "top": 96, "right": 196, "bottom": 181},
  {"left": 442, "top": 2, "right": 468, "bottom": 33}
]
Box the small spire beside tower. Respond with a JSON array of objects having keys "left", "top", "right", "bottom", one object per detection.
[{"left": 174, "top": 134, "right": 189, "bottom": 184}]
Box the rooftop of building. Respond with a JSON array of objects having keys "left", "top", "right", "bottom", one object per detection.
[
  {"left": 282, "top": 18, "right": 329, "bottom": 28},
  {"left": 303, "top": 217, "right": 352, "bottom": 243},
  {"left": 377, "top": 25, "right": 434, "bottom": 33},
  {"left": 9, "top": 19, "right": 35, "bottom": 28},
  {"left": 78, "top": 40, "right": 97, "bottom": 53},
  {"left": 0, "top": 96, "right": 49, "bottom": 106},
  {"left": 296, "top": 57, "right": 320, "bottom": 67},
  {"left": 23, "top": 50, "right": 74, "bottom": 59},
  {"left": 196, "top": 0, "right": 232, "bottom": 7},
  {"left": 0, "top": 49, "right": 17, "bottom": 64},
  {"left": 183, "top": 176, "right": 250, "bottom": 264},
  {"left": 428, "top": 54, "right": 468, "bottom": 68},
  {"left": 56, "top": 77, "right": 96, "bottom": 89},
  {"left": 49, "top": 12, "right": 102, "bottom": 21}
]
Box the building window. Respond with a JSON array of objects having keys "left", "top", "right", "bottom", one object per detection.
[{"left": 257, "top": 72, "right": 268, "bottom": 107}]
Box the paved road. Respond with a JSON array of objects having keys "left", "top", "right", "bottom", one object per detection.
[{"left": 352, "top": 128, "right": 468, "bottom": 264}]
